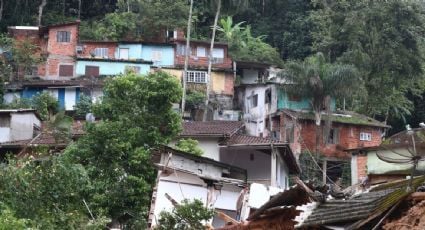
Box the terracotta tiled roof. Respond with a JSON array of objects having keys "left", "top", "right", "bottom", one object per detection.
[
  {"left": 226, "top": 134, "right": 283, "bottom": 145},
  {"left": 181, "top": 121, "right": 244, "bottom": 137}
]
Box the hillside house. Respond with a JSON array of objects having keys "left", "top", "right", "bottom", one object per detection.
[
  {"left": 149, "top": 146, "right": 246, "bottom": 229},
  {"left": 351, "top": 128, "right": 425, "bottom": 185},
  {"left": 0, "top": 109, "right": 41, "bottom": 143}
]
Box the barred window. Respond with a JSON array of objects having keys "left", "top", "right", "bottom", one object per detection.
[
  {"left": 360, "top": 132, "right": 372, "bottom": 141},
  {"left": 57, "top": 31, "right": 71, "bottom": 42},
  {"left": 94, "top": 48, "right": 109, "bottom": 58},
  {"left": 186, "top": 71, "right": 207, "bottom": 83}
]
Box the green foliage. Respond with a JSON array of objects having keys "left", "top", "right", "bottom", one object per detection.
[
  {"left": 74, "top": 94, "right": 93, "bottom": 117},
  {"left": 175, "top": 138, "right": 204, "bottom": 156},
  {"left": 67, "top": 71, "right": 182, "bottom": 227},
  {"left": 217, "top": 17, "right": 282, "bottom": 65},
  {"left": 284, "top": 52, "right": 362, "bottom": 119},
  {"left": 46, "top": 111, "right": 73, "bottom": 143},
  {"left": 155, "top": 199, "right": 215, "bottom": 230},
  {"left": 0, "top": 203, "right": 29, "bottom": 230},
  {"left": 1, "top": 97, "right": 32, "bottom": 109},
  {"left": 94, "top": 12, "right": 137, "bottom": 41},
  {"left": 0, "top": 155, "right": 109, "bottom": 229},
  {"left": 310, "top": 0, "right": 425, "bottom": 120},
  {"left": 31, "top": 92, "right": 59, "bottom": 121},
  {"left": 185, "top": 90, "right": 205, "bottom": 110}
]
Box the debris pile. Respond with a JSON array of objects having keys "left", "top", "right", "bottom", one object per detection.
[{"left": 383, "top": 199, "right": 425, "bottom": 230}]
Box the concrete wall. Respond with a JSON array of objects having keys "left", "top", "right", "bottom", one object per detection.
[
  {"left": 9, "top": 113, "right": 41, "bottom": 141},
  {"left": 172, "top": 137, "right": 221, "bottom": 161},
  {"left": 242, "top": 85, "right": 277, "bottom": 136},
  {"left": 21, "top": 87, "right": 81, "bottom": 111},
  {"left": 76, "top": 60, "right": 150, "bottom": 76},
  {"left": 277, "top": 152, "right": 290, "bottom": 189},
  {"left": 220, "top": 149, "right": 271, "bottom": 184},
  {"left": 241, "top": 69, "right": 259, "bottom": 84},
  {"left": 3, "top": 92, "right": 20, "bottom": 103},
  {"left": 0, "top": 127, "right": 10, "bottom": 142}
]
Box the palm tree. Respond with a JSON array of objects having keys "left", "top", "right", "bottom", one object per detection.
[{"left": 284, "top": 52, "right": 362, "bottom": 156}]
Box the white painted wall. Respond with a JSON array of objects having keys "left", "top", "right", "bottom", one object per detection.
[
  {"left": 172, "top": 137, "right": 221, "bottom": 161},
  {"left": 0, "top": 127, "right": 10, "bottom": 143},
  {"left": 220, "top": 149, "right": 271, "bottom": 184},
  {"left": 242, "top": 85, "right": 278, "bottom": 137},
  {"left": 65, "top": 88, "right": 76, "bottom": 110},
  {"left": 351, "top": 154, "right": 358, "bottom": 185},
  {"left": 152, "top": 172, "right": 242, "bottom": 227},
  {"left": 276, "top": 153, "right": 290, "bottom": 189},
  {"left": 10, "top": 113, "right": 41, "bottom": 142},
  {"left": 3, "top": 92, "right": 20, "bottom": 103}
]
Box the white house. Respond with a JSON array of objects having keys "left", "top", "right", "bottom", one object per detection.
[{"left": 0, "top": 109, "right": 41, "bottom": 143}]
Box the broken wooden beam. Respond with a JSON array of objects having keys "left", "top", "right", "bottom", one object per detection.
[{"left": 216, "top": 211, "right": 240, "bottom": 225}]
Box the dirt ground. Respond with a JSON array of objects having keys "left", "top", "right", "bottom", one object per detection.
[{"left": 383, "top": 200, "right": 425, "bottom": 230}]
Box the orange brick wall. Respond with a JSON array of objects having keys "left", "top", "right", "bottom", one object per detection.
[
  {"left": 174, "top": 42, "right": 232, "bottom": 70},
  {"left": 79, "top": 42, "right": 117, "bottom": 59},
  {"left": 280, "top": 115, "right": 383, "bottom": 159},
  {"left": 356, "top": 154, "right": 367, "bottom": 180},
  {"left": 47, "top": 24, "right": 78, "bottom": 56}
]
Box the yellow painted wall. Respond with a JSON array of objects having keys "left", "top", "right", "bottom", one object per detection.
[{"left": 158, "top": 68, "right": 226, "bottom": 94}]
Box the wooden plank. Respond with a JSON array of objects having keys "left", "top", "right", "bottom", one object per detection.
[{"left": 216, "top": 211, "right": 240, "bottom": 225}]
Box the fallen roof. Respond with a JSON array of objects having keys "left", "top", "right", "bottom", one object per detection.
[
  {"left": 296, "top": 176, "right": 425, "bottom": 229},
  {"left": 180, "top": 121, "right": 244, "bottom": 137},
  {"left": 281, "top": 109, "right": 390, "bottom": 128}
]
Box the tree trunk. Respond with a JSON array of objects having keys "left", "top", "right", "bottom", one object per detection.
[
  {"left": 78, "top": 0, "right": 81, "bottom": 19},
  {"left": 181, "top": 0, "right": 194, "bottom": 116},
  {"left": 38, "top": 0, "right": 47, "bottom": 26},
  {"left": 0, "top": 0, "right": 4, "bottom": 22},
  {"left": 203, "top": 0, "right": 221, "bottom": 121}
]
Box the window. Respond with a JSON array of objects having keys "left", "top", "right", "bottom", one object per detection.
[
  {"left": 176, "top": 44, "right": 191, "bottom": 56},
  {"left": 250, "top": 94, "right": 258, "bottom": 107},
  {"left": 326, "top": 128, "right": 340, "bottom": 144},
  {"left": 93, "top": 48, "right": 109, "bottom": 58},
  {"left": 265, "top": 88, "right": 272, "bottom": 104},
  {"left": 119, "top": 48, "right": 129, "bottom": 59},
  {"left": 186, "top": 71, "right": 207, "bottom": 83},
  {"left": 212, "top": 48, "right": 224, "bottom": 58},
  {"left": 360, "top": 132, "right": 372, "bottom": 141},
  {"left": 59, "top": 65, "right": 73, "bottom": 77},
  {"left": 125, "top": 66, "right": 141, "bottom": 74},
  {"left": 167, "top": 30, "right": 176, "bottom": 39},
  {"left": 196, "top": 46, "right": 206, "bottom": 57},
  {"left": 56, "top": 31, "right": 70, "bottom": 42},
  {"left": 0, "top": 114, "right": 10, "bottom": 127},
  {"left": 85, "top": 66, "right": 99, "bottom": 77},
  {"left": 285, "top": 123, "right": 294, "bottom": 143}
]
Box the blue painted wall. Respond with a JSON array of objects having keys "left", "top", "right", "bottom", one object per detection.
[
  {"left": 22, "top": 88, "right": 44, "bottom": 99},
  {"left": 116, "top": 44, "right": 142, "bottom": 59},
  {"left": 21, "top": 87, "right": 81, "bottom": 111},
  {"left": 76, "top": 60, "right": 150, "bottom": 76},
  {"left": 141, "top": 44, "right": 174, "bottom": 67},
  {"left": 277, "top": 88, "right": 336, "bottom": 111}
]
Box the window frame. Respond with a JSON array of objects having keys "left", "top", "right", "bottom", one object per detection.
[
  {"left": 56, "top": 31, "right": 71, "bottom": 43},
  {"left": 185, "top": 71, "right": 207, "bottom": 83},
  {"left": 58, "top": 64, "right": 74, "bottom": 77},
  {"left": 196, "top": 46, "right": 206, "bottom": 57},
  {"left": 93, "top": 48, "right": 109, "bottom": 58},
  {"left": 360, "top": 132, "right": 372, "bottom": 141}
]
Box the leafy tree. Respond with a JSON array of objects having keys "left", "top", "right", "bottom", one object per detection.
[
  {"left": 186, "top": 90, "right": 205, "bottom": 110},
  {"left": 217, "top": 17, "right": 282, "bottom": 65},
  {"left": 311, "top": 0, "right": 425, "bottom": 121},
  {"left": 31, "top": 91, "right": 59, "bottom": 121},
  {"left": 0, "top": 155, "right": 109, "bottom": 229},
  {"left": 284, "top": 52, "right": 361, "bottom": 155},
  {"left": 155, "top": 199, "right": 214, "bottom": 230},
  {"left": 74, "top": 94, "right": 93, "bottom": 117},
  {"left": 0, "top": 203, "right": 29, "bottom": 230},
  {"left": 66, "top": 71, "right": 182, "bottom": 227},
  {"left": 175, "top": 138, "right": 204, "bottom": 156}
]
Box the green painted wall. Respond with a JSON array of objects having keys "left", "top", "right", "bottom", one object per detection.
[
  {"left": 367, "top": 149, "right": 425, "bottom": 174},
  {"left": 277, "top": 88, "right": 336, "bottom": 111}
]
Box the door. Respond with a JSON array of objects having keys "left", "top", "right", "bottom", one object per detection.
[{"left": 119, "top": 48, "right": 129, "bottom": 60}]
